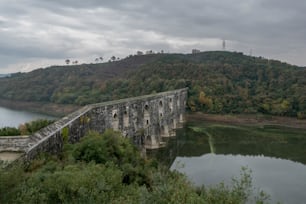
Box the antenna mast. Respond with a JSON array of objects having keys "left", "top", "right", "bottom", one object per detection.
[{"left": 222, "top": 39, "right": 226, "bottom": 50}]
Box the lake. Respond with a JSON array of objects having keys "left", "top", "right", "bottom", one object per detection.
[
  {"left": 0, "top": 106, "right": 56, "bottom": 128},
  {"left": 149, "top": 121, "right": 306, "bottom": 204}
]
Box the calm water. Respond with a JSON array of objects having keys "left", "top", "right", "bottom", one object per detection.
[
  {"left": 0, "top": 106, "right": 55, "bottom": 127},
  {"left": 150, "top": 122, "right": 306, "bottom": 204}
]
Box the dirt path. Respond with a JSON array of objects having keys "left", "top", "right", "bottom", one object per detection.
[{"left": 186, "top": 112, "right": 306, "bottom": 129}]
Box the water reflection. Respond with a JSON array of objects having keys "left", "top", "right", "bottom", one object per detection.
[
  {"left": 148, "top": 122, "right": 306, "bottom": 204},
  {"left": 171, "top": 154, "right": 306, "bottom": 204},
  {"left": 150, "top": 123, "right": 306, "bottom": 165}
]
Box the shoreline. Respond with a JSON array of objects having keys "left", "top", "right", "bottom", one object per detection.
[
  {"left": 0, "top": 99, "right": 305, "bottom": 130},
  {"left": 186, "top": 112, "right": 306, "bottom": 129},
  {"left": 0, "top": 99, "right": 80, "bottom": 117}
]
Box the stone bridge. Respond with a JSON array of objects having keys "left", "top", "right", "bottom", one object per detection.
[{"left": 0, "top": 88, "right": 188, "bottom": 161}]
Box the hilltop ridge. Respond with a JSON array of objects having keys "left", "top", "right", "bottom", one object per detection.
[{"left": 0, "top": 51, "right": 305, "bottom": 118}]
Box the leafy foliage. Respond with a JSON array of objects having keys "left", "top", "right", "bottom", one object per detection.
[
  {"left": 199, "top": 167, "right": 269, "bottom": 204},
  {"left": 0, "top": 51, "right": 305, "bottom": 118},
  {"left": 21, "top": 119, "right": 55, "bottom": 135},
  {"left": 0, "top": 127, "right": 20, "bottom": 136},
  {"left": 0, "top": 129, "right": 270, "bottom": 203},
  {"left": 0, "top": 119, "right": 54, "bottom": 136}
]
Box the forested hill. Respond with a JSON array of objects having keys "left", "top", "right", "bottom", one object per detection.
[{"left": 0, "top": 51, "right": 305, "bottom": 118}]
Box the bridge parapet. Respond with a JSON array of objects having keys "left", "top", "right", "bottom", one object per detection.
[
  {"left": 1, "top": 88, "right": 188, "bottom": 161},
  {"left": 0, "top": 136, "right": 30, "bottom": 152}
]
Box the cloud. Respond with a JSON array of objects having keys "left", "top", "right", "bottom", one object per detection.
[{"left": 0, "top": 0, "right": 305, "bottom": 73}]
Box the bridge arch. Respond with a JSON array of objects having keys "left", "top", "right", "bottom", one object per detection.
[{"left": 0, "top": 88, "right": 188, "bottom": 161}]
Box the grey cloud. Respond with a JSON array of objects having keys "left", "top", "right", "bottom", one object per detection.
[{"left": 0, "top": 0, "right": 306, "bottom": 72}]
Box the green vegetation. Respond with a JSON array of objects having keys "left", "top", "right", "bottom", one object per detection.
[
  {"left": 0, "top": 119, "right": 54, "bottom": 136},
  {"left": 153, "top": 122, "right": 306, "bottom": 165},
  {"left": 0, "top": 51, "right": 305, "bottom": 118},
  {"left": 0, "top": 127, "right": 20, "bottom": 136},
  {"left": 0, "top": 130, "right": 269, "bottom": 203}
]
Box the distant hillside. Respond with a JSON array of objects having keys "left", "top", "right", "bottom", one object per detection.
[
  {"left": 0, "top": 54, "right": 162, "bottom": 103},
  {"left": 0, "top": 74, "right": 11, "bottom": 78},
  {"left": 0, "top": 51, "right": 305, "bottom": 118}
]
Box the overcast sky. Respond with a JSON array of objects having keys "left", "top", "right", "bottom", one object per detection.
[{"left": 1, "top": 0, "right": 306, "bottom": 73}]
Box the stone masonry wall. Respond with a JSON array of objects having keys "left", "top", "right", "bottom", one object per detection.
[
  {"left": 1, "top": 88, "right": 188, "bottom": 161},
  {"left": 0, "top": 136, "right": 30, "bottom": 152},
  {"left": 89, "top": 88, "right": 187, "bottom": 149}
]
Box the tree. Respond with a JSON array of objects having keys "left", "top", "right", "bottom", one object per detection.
[
  {"left": 65, "top": 59, "right": 70, "bottom": 65},
  {"left": 280, "top": 99, "right": 290, "bottom": 115},
  {"left": 99, "top": 57, "right": 103, "bottom": 61},
  {"left": 111, "top": 56, "right": 116, "bottom": 61},
  {"left": 198, "top": 91, "right": 213, "bottom": 110}
]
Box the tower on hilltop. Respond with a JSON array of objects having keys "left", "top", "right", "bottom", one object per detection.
[{"left": 222, "top": 39, "right": 226, "bottom": 50}]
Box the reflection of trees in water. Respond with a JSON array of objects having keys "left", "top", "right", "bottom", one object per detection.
[
  {"left": 149, "top": 123, "right": 306, "bottom": 166},
  {"left": 207, "top": 132, "right": 215, "bottom": 154}
]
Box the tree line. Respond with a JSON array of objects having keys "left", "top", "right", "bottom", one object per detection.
[
  {"left": 0, "top": 119, "right": 55, "bottom": 136},
  {"left": 0, "top": 51, "right": 305, "bottom": 118}
]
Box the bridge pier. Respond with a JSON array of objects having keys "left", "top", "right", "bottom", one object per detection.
[{"left": 0, "top": 88, "right": 188, "bottom": 161}]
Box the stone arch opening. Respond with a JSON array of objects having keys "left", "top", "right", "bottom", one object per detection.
[
  {"left": 146, "top": 120, "right": 149, "bottom": 125},
  {"left": 123, "top": 108, "right": 129, "bottom": 128},
  {"left": 159, "top": 100, "right": 163, "bottom": 107},
  {"left": 113, "top": 113, "right": 117, "bottom": 119},
  {"left": 144, "top": 104, "right": 149, "bottom": 111},
  {"left": 146, "top": 135, "right": 151, "bottom": 144}
]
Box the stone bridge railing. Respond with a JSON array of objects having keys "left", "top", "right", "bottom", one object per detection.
[
  {"left": 0, "top": 136, "right": 30, "bottom": 152},
  {"left": 0, "top": 88, "right": 188, "bottom": 161}
]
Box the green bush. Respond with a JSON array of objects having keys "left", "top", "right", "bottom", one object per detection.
[
  {"left": 0, "top": 119, "right": 55, "bottom": 136},
  {"left": 0, "top": 130, "right": 270, "bottom": 203},
  {"left": 72, "top": 130, "right": 152, "bottom": 186},
  {"left": 24, "top": 119, "right": 55, "bottom": 134},
  {"left": 0, "top": 127, "right": 20, "bottom": 136}
]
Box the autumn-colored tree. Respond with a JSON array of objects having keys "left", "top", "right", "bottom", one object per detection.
[{"left": 198, "top": 91, "right": 213, "bottom": 110}]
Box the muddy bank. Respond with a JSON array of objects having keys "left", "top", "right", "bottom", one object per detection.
[
  {"left": 187, "top": 112, "right": 306, "bottom": 129},
  {"left": 0, "top": 99, "right": 80, "bottom": 117}
]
